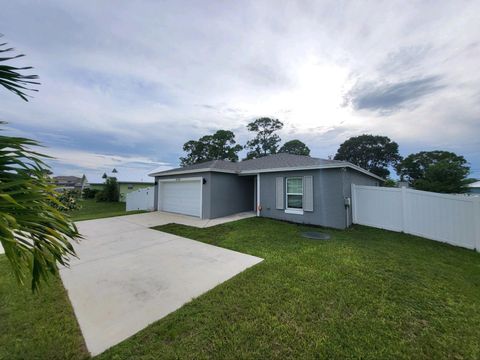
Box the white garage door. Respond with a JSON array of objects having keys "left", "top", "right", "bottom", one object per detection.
[{"left": 159, "top": 180, "right": 202, "bottom": 217}]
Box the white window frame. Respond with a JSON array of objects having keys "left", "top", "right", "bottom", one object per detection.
[{"left": 285, "top": 177, "right": 304, "bottom": 215}]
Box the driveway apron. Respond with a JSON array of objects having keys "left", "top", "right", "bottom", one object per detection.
[{"left": 60, "top": 212, "right": 262, "bottom": 356}]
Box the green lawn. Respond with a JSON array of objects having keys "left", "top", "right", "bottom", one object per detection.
[
  {"left": 0, "top": 256, "right": 89, "bottom": 360},
  {"left": 0, "top": 198, "right": 143, "bottom": 359},
  {"left": 1, "top": 218, "right": 480, "bottom": 359},
  {"left": 68, "top": 199, "right": 146, "bottom": 221}
]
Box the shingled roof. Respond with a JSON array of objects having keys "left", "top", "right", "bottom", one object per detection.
[
  {"left": 236, "top": 153, "right": 344, "bottom": 171},
  {"left": 150, "top": 153, "right": 384, "bottom": 180},
  {"left": 151, "top": 159, "right": 240, "bottom": 176}
]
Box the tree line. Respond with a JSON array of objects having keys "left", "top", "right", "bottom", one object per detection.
[
  {"left": 180, "top": 118, "right": 472, "bottom": 194},
  {"left": 180, "top": 117, "right": 309, "bottom": 166}
]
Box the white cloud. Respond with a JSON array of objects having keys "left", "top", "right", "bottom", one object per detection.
[
  {"left": 0, "top": 0, "right": 479, "bottom": 177},
  {"left": 43, "top": 148, "right": 166, "bottom": 170},
  {"left": 42, "top": 148, "right": 171, "bottom": 183}
]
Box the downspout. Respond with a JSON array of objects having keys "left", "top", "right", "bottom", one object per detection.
[
  {"left": 341, "top": 167, "right": 350, "bottom": 228},
  {"left": 345, "top": 200, "right": 350, "bottom": 227},
  {"left": 154, "top": 178, "right": 159, "bottom": 211},
  {"left": 256, "top": 173, "right": 260, "bottom": 217}
]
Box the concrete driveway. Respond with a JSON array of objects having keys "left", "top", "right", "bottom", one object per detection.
[{"left": 60, "top": 212, "right": 262, "bottom": 356}]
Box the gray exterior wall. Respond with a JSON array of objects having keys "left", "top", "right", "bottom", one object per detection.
[
  {"left": 154, "top": 167, "right": 378, "bottom": 226},
  {"left": 154, "top": 172, "right": 254, "bottom": 219},
  {"left": 210, "top": 173, "right": 254, "bottom": 218},
  {"left": 259, "top": 168, "right": 379, "bottom": 229},
  {"left": 258, "top": 169, "right": 345, "bottom": 229}
]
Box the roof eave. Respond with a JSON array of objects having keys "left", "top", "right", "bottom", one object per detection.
[
  {"left": 344, "top": 164, "right": 385, "bottom": 182},
  {"left": 150, "top": 162, "right": 384, "bottom": 182},
  {"left": 239, "top": 163, "right": 384, "bottom": 181},
  {"left": 150, "top": 168, "right": 238, "bottom": 177},
  {"left": 89, "top": 181, "right": 154, "bottom": 184}
]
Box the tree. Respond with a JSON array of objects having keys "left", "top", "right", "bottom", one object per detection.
[
  {"left": 180, "top": 139, "right": 209, "bottom": 166},
  {"left": 209, "top": 130, "right": 243, "bottom": 161},
  {"left": 244, "top": 117, "right": 283, "bottom": 159},
  {"left": 0, "top": 38, "right": 80, "bottom": 291},
  {"left": 383, "top": 178, "right": 397, "bottom": 187},
  {"left": 180, "top": 130, "right": 243, "bottom": 166},
  {"left": 396, "top": 151, "right": 470, "bottom": 193},
  {"left": 96, "top": 177, "right": 120, "bottom": 202},
  {"left": 279, "top": 139, "right": 310, "bottom": 156},
  {"left": 334, "top": 134, "right": 402, "bottom": 178}
]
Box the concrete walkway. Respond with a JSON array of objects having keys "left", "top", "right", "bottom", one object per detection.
[
  {"left": 115, "top": 210, "right": 255, "bottom": 228},
  {"left": 60, "top": 212, "right": 261, "bottom": 356}
]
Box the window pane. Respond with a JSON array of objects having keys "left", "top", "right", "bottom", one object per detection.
[
  {"left": 287, "top": 195, "right": 303, "bottom": 208},
  {"left": 287, "top": 178, "right": 303, "bottom": 193}
]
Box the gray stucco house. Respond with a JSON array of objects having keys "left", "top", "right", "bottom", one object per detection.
[{"left": 150, "top": 153, "right": 383, "bottom": 229}]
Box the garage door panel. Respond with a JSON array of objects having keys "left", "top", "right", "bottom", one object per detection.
[{"left": 159, "top": 180, "right": 201, "bottom": 217}]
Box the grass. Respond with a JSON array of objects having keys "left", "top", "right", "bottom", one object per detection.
[
  {"left": 0, "top": 255, "right": 89, "bottom": 360},
  {"left": 97, "top": 218, "right": 480, "bottom": 359},
  {"left": 1, "top": 218, "right": 479, "bottom": 359},
  {"left": 0, "top": 198, "right": 142, "bottom": 359},
  {"left": 68, "top": 199, "right": 146, "bottom": 221}
]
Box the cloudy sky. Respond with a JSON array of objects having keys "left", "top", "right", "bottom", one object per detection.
[{"left": 1, "top": 1, "right": 479, "bottom": 182}]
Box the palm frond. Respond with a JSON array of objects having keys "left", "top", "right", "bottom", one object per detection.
[
  {"left": 0, "top": 122, "right": 81, "bottom": 291},
  {"left": 0, "top": 35, "right": 40, "bottom": 101}
]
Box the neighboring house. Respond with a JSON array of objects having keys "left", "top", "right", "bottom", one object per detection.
[
  {"left": 468, "top": 181, "right": 480, "bottom": 194},
  {"left": 150, "top": 153, "right": 384, "bottom": 229},
  {"left": 53, "top": 175, "right": 88, "bottom": 192},
  {"left": 89, "top": 181, "right": 155, "bottom": 202}
]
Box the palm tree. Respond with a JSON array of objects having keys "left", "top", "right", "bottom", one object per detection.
[{"left": 0, "top": 36, "right": 80, "bottom": 291}]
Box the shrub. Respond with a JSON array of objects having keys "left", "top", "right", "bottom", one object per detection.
[
  {"left": 50, "top": 190, "right": 80, "bottom": 211},
  {"left": 82, "top": 188, "right": 99, "bottom": 199},
  {"left": 95, "top": 190, "right": 108, "bottom": 202},
  {"left": 70, "top": 189, "right": 81, "bottom": 198}
]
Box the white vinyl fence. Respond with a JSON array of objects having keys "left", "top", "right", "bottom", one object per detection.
[
  {"left": 351, "top": 185, "right": 480, "bottom": 251},
  {"left": 126, "top": 186, "right": 155, "bottom": 211}
]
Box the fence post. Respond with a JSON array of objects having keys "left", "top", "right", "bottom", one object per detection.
[
  {"left": 474, "top": 197, "right": 480, "bottom": 252},
  {"left": 400, "top": 187, "right": 407, "bottom": 233}
]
